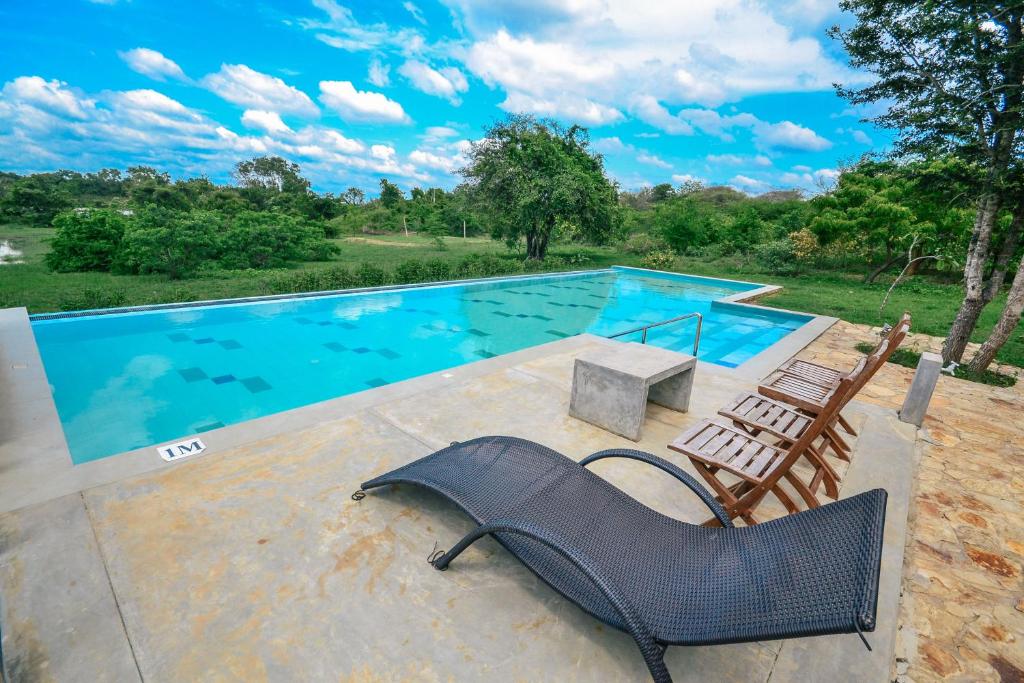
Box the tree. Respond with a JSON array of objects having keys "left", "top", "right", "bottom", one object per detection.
[
  {"left": 0, "top": 176, "right": 71, "bottom": 225},
  {"left": 378, "top": 179, "right": 404, "bottom": 208},
  {"left": 460, "top": 114, "right": 618, "bottom": 259},
  {"left": 233, "top": 156, "right": 311, "bottom": 194},
  {"left": 342, "top": 187, "right": 365, "bottom": 205},
  {"left": 831, "top": 3, "right": 1024, "bottom": 363},
  {"left": 117, "top": 207, "right": 222, "bottom": 278}
]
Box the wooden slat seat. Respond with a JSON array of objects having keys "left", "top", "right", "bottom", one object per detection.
[
  {"left": 718, "top": 392, "right": 841, "bottom": 499},
  {"left": 777, "top": 358, "right": 843, "bottom": 386}
]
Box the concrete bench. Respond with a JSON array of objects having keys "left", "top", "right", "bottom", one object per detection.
[{"left": 569, "top": 342, "right": 697, "bottom": 441}]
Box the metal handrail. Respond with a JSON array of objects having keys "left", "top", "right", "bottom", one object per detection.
[{"left": 607, "top": 312, "right": 703, "bottom": 355}]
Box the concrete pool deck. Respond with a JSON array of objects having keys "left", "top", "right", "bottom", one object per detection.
[{"left": 0, "top": 324, "right": 917, "bottom": 682}]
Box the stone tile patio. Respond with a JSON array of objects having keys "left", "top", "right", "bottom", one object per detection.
[
  {"left": 792, "top": 321, "right": 1024, "bottom": 682},
  {"left": 0, "top": 331, "right": 919, "bottom": 682}
]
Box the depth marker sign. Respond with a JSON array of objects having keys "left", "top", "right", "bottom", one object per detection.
[{"left": 157, "top": 438, "right": 207, "bottom": 462}]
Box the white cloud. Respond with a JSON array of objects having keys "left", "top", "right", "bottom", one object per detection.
[
  {"left": 202, "top": 64, "right": 318, "bottom": 117},
  {"left": 501, "top": 92, "right": 623, "bottom": 125},
  {"left": 636, "top": 151, "right": 671, "bottom": 169},
  {"left": 423, "top": 125, "right": 459, "bottom": 140},
  {"left": 301, "top": 0, "right": 425, "bottom": 53},
  {"left": 241, "top": 109, "right": 292, "bottom": 135},
  {"left": 635, "top": 132, "right": 660, "bottom": 139},
  {"left": 118, "top": 48, "right": 188, "bottom": 82},
  {"left": 398, "top": 60, "right": 468, "bottom": 104},
  {"left": 752, "top": 120, "right": 831, "bottom": 151},
  {"left": 318, "top": 80, "right": 411, "bottom": 123},
  {"left": 707, "top": 153, "right": 773, "bottom": 167},
  {"left": 2, "top": 76, "right": 94, "bottom": 120},
  {"left": 368, "top": 58, "right": 391, "bottom": 87},
  {"left": 851, "top": 129, "right": 872, "bottom": 145},
  {"left": 403, "top": 1, "right": 427, "bottom": 25},
  {"left": 730, "top": 174, "right": 768, "bottom": 192},
  {"left": 778, "top": 167, "right": 839, "bottom": 191},
  {"left": 452, "top": 2, "right": 862, "bottom": 126},
  {"left": 672, "top": 173, "right": 703, "bottom": 184}
]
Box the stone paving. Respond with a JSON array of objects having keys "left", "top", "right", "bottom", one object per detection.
[{"left": 792, "top": 321, "right": 1024, "bottom": 682}]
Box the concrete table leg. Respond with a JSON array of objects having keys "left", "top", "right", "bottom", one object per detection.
[
  {"left": 569, "top": 360, "right": 649, "bottom": 440},
  {"left": 648, "top": 367, "right": 694, "bottom": 412}
]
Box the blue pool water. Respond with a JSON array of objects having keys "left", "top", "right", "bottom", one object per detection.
[{"left": 31, "top": 267, "right": 810, "bottom": 463}]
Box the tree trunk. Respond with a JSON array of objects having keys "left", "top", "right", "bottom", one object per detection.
[
  {"left": 864, "top": 244, "right": 897, "bottom": 284},
  {"left": 942, "top": 194, "right": 1003, "bottom": 363},
  {"left": 967, "top": 250, "right": 1024, "bottom": 372},
  {"left": 982, "top": 211, "right": 1023, "bottom": 303},
  {"left": 525, "top": 230, "right": 549, "bottom": 260},
  {"left": 402, "top": 215, "right": 408, "bottom": 237}
]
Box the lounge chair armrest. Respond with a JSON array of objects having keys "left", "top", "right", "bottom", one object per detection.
[
  {"left": 579, "top": 448, "right": 734, "bottom": 528},
  {"left": 432, "top": 518, "right": 671, "bottom": 683}
]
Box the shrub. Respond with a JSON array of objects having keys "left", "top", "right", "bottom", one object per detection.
[
  {"left": 621, "top": 232, "right": 668, "bottom": 255},
  {"left": 640, "top": 250, "right": 676, "bottom": 270},
  {"left": 354, "top": 262, "right": 388, "bottom": 287},
  {"left": 422, "top": 259, "right": 452, "bottom": 282},
  {"left": 117, "top": 207, "right": 222, "bottom": 279},
  {"left": 394, "top": 259, "right": 428, "bottom": 283},
  {"left": 46, "top": 209, "right": 128, "bottom": 272},
  {"left": 219, "top": 211, "right": 338, "bottom": 270},
  {"left": 754, "top": 238, "right": 798, "bottom": 275},
  {"left": 58, "top": 287, "right": 128, "bottom": 311},
  {"left": 788, "top": 228, "right": 819, "bottom": 263}
]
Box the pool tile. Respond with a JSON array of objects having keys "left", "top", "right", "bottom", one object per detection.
[
  {"left": 295, "top": 317, "right": 313, "bottom": 324},
  {"left": 531, "top": 314, "right": 553, "bottom": 321},
  {"left": 474, "top": 350, "right": 497, "bottom": 358},
  {"left": 337, "top": 321, "right": 357, "bottom": 329},
  {"left": 240, "top": 376, "right": 272, "bottom": 393},
  {"left": 218, "top": 339, "right": 243, "bottom": 350},
  {"left": 195, "top": 421, "right": 225, "bottom": 432},
  {"left": 493, "top": 311, "right": 512, "bottom": 318},
  {"left": 546, "top": 330, "right": 570, "bottom": 338},
  {"left": 466, "top": 328, "right": 490, "bottom": 337},
  {"left": 178, "top": 367, "right": 208, "bottom": 382},
  {"left": 167, "top": 332, "right": 190, "bottom": 342},
  {"left": 317, "top": 321, "right": 332, "bottom": 326},
  {"left": 422, "top": 309, "right": 440, "bottom": 315},
  {"left": 515, "top": 314, "right": 530, "bottom": 319},
  {"left": 211, "top": 374, "right": 236, "bottom": 384},
  {"left": 352, "top": 347, "right": 372, "bottom": 354},
  {"left": 324, "top": 342, "right": 347, "bottom": 352},
  {"left": 194, "top": 337, "right": 215, "bottom": 344},
  {"left": 365, "top": 377, "right": 390, "bottom": 387},
  {"left": 376, "top": 348, "right": 401, "bottom": 359}
]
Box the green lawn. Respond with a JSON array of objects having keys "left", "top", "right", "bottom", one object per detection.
[{"left": 2, "top": 224, "right": 1021, "bottom": 368}]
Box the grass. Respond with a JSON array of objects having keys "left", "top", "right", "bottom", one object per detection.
[
  {"left": 854, "top": 342, "right": 1017, "bottom": 387},
  {"left": 2, "top": 223, "right": 1022, "bottom": 368}
]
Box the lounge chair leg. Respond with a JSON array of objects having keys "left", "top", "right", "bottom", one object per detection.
[
  {"left": 824, "top": 425, "right": 852, "bottom": 461},
  {"left": 784, "top": 471, "right": 820, "bottom": 510}
]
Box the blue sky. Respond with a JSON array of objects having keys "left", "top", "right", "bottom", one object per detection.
[{"left": 0, "top": 0, "right": 888, "bottom": 196}]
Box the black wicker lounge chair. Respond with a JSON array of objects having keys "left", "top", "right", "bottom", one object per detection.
[{"left": 360, "top": 436, "right": 887, "bottom": 683}]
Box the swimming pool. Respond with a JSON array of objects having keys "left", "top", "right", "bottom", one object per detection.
[{"left": 31, "top": 267, "right": 810, "bottom": 463}]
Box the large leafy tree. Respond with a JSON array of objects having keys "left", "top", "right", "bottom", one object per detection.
[
  {"left": 460, "top": 115, "right": 618, "bottom": 260},
  {"left": 831, "top": 2, "right": 1024, "bottom": 365}
]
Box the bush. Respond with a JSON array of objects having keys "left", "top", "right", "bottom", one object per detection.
[
  {"left": 117, "top": 207, "right": 222, "bottom": 278},
  {"left": 46, "top": 209, "right": 128, "bottom": 272},
  {"left": 640, "top": 250, "right": 676, "bottom": 270},
  {"left": 354, "top": 262, "right": 388, "bottom": 287},
  {"left": 621, "top": 232, "right": 668, "bottom": 255},
  {"left": 422, "top": 259, "right": 452, "bottom": 282},
  {"left": 754, "top": 238, "right": 798, "bottom": 275},
  {"left": 58, "top": 287, "right": 128, "bottom": 311},
  {"left": 219, "top": 211, "right": 339, "bottom": 270},
  {"left": 394, "top": 259, "right": 428, "bottom": 283},
  {"left": 788, "top": 228, "right": 819, "bottom": 263}
]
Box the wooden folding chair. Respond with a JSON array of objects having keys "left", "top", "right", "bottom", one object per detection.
[
  {"left": 758, "top": 313, "right": 911, "bottom": 442},
  {"left": 669, "top": 358, "right": 869, "bottom": 526}
]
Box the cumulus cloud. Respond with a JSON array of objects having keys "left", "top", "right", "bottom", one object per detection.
[
  {"left": 319, "top": 80, "right": 411, "bottom": 123},
  {"left": 672, "top": 173, "right": 703, "bottom": 184},
  {"left": 398, "top": 60, "right": 468, "bottom": 104},
  {"left": 707, "top": 153, "right": 771, "bottom": 167},
  {"left": 451, "top": 2, "right": 862, "bottom": 125},
  {"left": 751, "top": 120, "right": 831, "bottom": 151},
  {"left": 301, "top": 0, "right": 425, "bottom": 53},
  {"left": 730, "top": 174, "right": 768, "bottom": 192},
  {"left": 593, "top": 136, "right": 672, "bottom": 169},
  {"left": 0, "top": 74, "right": 434, "bottom": 188},
  {"left": 241, "top": 109, "right": 292, "bottom": 135},
  {"left": 202, "top": 64, "right": 318, "bottom": 117},
  {"left": 118, "top": 48, "right": 188, "bottom": 82},
  {"left": 403, "top": 1, "right": 427, "bottom": 25}
]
